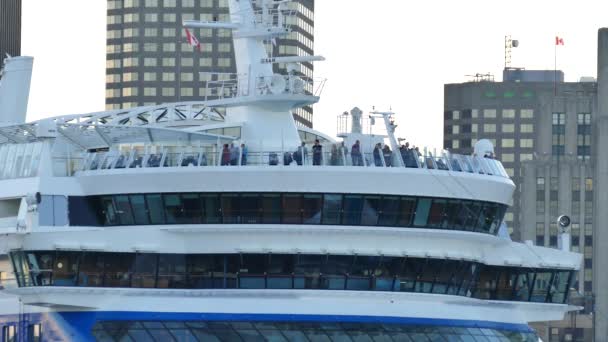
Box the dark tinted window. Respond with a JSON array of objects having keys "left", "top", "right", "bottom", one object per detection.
[
  {"left": 12, "top": 250, "right": 573, "bottom": 304},
  {"left": 67, "top": 193, "right": 507, "bottom": 235}
]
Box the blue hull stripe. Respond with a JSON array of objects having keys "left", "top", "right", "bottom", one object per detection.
[{"left": 1, "top": 311, "right": 534, "bottom": 341}]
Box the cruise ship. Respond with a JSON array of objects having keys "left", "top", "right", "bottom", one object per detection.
[{"left": 0, "top": 0, "right": 581, "bottom": 341}]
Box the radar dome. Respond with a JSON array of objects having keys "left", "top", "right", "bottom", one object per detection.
[{"left": 474, "top": 139, "right": 495, "bottom": 157}]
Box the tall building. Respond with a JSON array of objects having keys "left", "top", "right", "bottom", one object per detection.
[
  {"left": 444, "top": 29, "right": 608, "bottom": 342},
  {"left": 105, "top": 0, "right": 315, "bottom": 128},
  {"left": 0, "top": 0, "right": 21, "bottom": 57}
]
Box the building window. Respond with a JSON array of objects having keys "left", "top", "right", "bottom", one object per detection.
[
  {"left": 520, "top": 139, "right": 533, "bottom": 148},
  {"left": 483, "top": 124, "right": 496, "bottom": 133},
  {"left": 162, "top": 72, "right": 175, "bottom": 81},
  {"left": 501, "top": 124, "right": 514, "bottom": 133},
  {"left": 577, "top": 113, "right": 592, "bottom": 160},
  {"left": 585, "top": 178, "right": 593, "bottom": 191},
  {"left": 521, "top": 109, "right": 534, "bottom": 119},
  {"left": 501, "top": 154, "right": 514, "bottom": 162},
  {"left": 162, "top": 88, "right": 175, "bottom": 96},
  {"left": 483, "top": 109, "right": 496, "bottom": 118},
  {"left": 452, "top": 140, "right": 460, "bottom": 149},
  {"left": 143, "top": 72, "right": 157, "bottom": 81},
  {"left": 552, "top": 113, "right": 566, "bottom": 157},
  {"left": 144, "top": 13, "right": 158, "bottom": 22},
  {"left": 520, "top": 124, "right": 534, "bottom": 133},
  {"left": 502, "top": 109, "right": 515, "bottom": 119},
  {"left": 501, "top": 139, "right": 514, "bottom": 148},
  {"left": 162, "top": 58, "right": 176, "bottom": 67}
]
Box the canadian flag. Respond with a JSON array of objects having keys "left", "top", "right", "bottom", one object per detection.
[
  {"left": 185, "top": 28, "right": 201, "bottom": 51},
  {"left": 555, "top": 36, "right": 565, "bottom": 46}
]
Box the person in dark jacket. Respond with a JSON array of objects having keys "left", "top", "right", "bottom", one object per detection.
[
  {"left": 351, "top": 140, "right": 362, "bottom": 166},
  {"left": 373, "top": 143, "right": 383, "bottom": 166},
  {"left": 312, "top": 140, "right": 322, "bottom": 166}
]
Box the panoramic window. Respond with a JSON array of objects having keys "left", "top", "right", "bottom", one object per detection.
[
  {"left": 11, "top": 251, "right": 573, "bottom": 305},
  {"left": 67, "top": 193, "right": 508, "bottom": 235}
]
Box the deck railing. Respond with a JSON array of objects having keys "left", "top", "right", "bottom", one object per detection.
[{"left": 68, "top": 146, "right": 510, "bottom": 179}]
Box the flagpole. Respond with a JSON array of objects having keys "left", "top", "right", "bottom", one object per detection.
[{"left": 554, "top": 38, "right": 557, "bottom": 96}]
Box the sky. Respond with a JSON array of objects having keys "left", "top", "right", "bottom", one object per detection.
[{"left": 20, "top": 0, "right": 608, "bottom": 149}]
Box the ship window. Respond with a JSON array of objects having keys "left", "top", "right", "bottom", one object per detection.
[
  {"left": 145, "top": 194, "right": 165, "bottom": 224},
  {"left": 221, "top": 194, "right": 241, "bottom": 224},
  {"left": 413, "top": 198, "right": 431, "bottom": 227},
  {"left": 282, "top": 194, "right": 303, "bottom": 224},
  {"left": 342, "top": 195, "right": 363, "bottom": 225},
  {"left": 129, "top": 195, "right": 149, "bottom": 225},
  {"left": 52, "top": 251, "right": 81, "bottom": 287},
  {"left": 158, "top": 254, "right": 186, "bottom": 289},
  {"left": 2, "top": 325, "right": 16, "bottom": 342},
  {"left": 377, "top": 196, "right": 400, "bottom": 226},
  {"left": 240, "top": 194, "right": 261, "bottom": 224},
  {"left": 530, "top": 271, "right": 553, "bottom": 303},
  {"left": 302, "top": 194, "right": 322, "bottom": 225},
  {"left": 132, "top": 254, "right": 158, "bottom": 288},
  {"left": 361, "top": 195, "right": 381, "bottom": 226},
  {"left": 27, "top": 323, "right": 42, "bottom": 342},
  {"left": 181, "top": 194, "right": 202, "bottom": 224},
  {"left": 321, "top": 194, "right": 342, "bottom": 225},
  {"left": 202, "top": 194, "right": 221, "bottom": 224},
  {"left": 261, "top": 194, "right": 281, "bottom": 224},
  {"left": 79, "top": 252, "right": 104, "bottom": 287},
  {"left": 103, "top": 253, "right": 134, "bottom": 288},
  {"left": 163, "top": 194, "right": 183, "bottom": 224}
]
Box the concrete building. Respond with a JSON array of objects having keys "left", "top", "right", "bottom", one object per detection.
[
  {"left": 0, "top": 0, "right": 21, "bottom": 57},
  {"left": 105, "top": 0, "right": 315, "bottom": 128},
  {"left": 445, "top": 28, "right": 608, "bottom": 342}
]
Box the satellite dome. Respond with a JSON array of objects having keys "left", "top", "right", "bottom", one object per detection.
[{"left": 474, "top": 139, "right": 495, "bottom": 157}]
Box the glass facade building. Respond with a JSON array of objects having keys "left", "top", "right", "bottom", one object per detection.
[
  {"left": 105, "top": 0, "right": 315, "bottom": 127},
  {"left": 0, "top": 0, "right": 21, "bottom": 57}
]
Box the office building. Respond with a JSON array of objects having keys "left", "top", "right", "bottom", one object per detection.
[
  {"left": 0, "top": 0, "right": 21, "bottom": 57},
  {"left": 445, "top": 29, "right": 608, "bottom": 342},
  {"left": 105, "top": 0, "right": 315, "bottom": 128}
]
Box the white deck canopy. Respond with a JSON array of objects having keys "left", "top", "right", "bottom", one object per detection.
[{"left": 0, "top": 123, "right": 234, "bottom": 150}]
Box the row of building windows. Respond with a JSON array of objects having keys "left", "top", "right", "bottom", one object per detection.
[
  {"left": 445, "top": 109, "right": 534, "bottom": 121},
  {"left": 447, "top": 138, "right": 533, "bottom": 150},
  {"left": 109, "top": 0, "right": 222, "bottom": 10},
  {"left": 106, "top": 57, "right": 233, "bottom": 69},
  {"left": 11, "top": 251, "right": 573, "bottom": 304},
  {"left": 66, "top": 193, "right": 508, "bottom": 235}
]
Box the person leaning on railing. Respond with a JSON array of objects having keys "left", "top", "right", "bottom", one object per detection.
[
  {"left": 351, "top": 140, "right": 362, "bottom": 166},
  {"left": 313, "top": 140, "right": 322, "bottom": 166}
]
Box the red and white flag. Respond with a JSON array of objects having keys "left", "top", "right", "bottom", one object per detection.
[
  {"left": 555, "top": 36, "right": 565, "bottom": 46},
  {"left": 185, "top": 28, "right": 201, "bottom": 51}
]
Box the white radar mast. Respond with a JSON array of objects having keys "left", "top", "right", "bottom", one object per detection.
[{"left": 183, "top": 0, "right": 326, "bottom": 151}]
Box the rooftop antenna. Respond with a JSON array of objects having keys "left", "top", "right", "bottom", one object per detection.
[{"left": 504, "top": 35, "right": 519, "bottom": 70}]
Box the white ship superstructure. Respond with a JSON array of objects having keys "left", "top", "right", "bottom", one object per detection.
[{"left": 0, "top": 1, "right": 581, "bottom": 341}]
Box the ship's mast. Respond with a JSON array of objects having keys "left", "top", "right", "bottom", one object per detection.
[{"left": 183, "top": 0, "right": 325, "bottom": 152}]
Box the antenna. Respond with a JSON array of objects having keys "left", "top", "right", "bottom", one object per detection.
[{"left": 504, "top": 35, "right": 519, "bottom": 70}]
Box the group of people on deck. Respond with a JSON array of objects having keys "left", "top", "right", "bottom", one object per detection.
[
  {"left": 217, "top": 139, "right": 423, "bottom": 167},
  {"left": 221, "top": 143, "right": 248, "bottom": 166}
]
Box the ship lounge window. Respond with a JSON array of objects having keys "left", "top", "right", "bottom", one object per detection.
[
  {"left": 2, "top": 325, "right": 17, "bottom": 342},
  {"left": 10, "top": 251, "right": 574, "bottom": 305},
  {"left": 67, "top": 193, "right": 508, "bottom": 235},
  {"left": 91, "top": 320, "right": 540, "bottom": 342}
]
